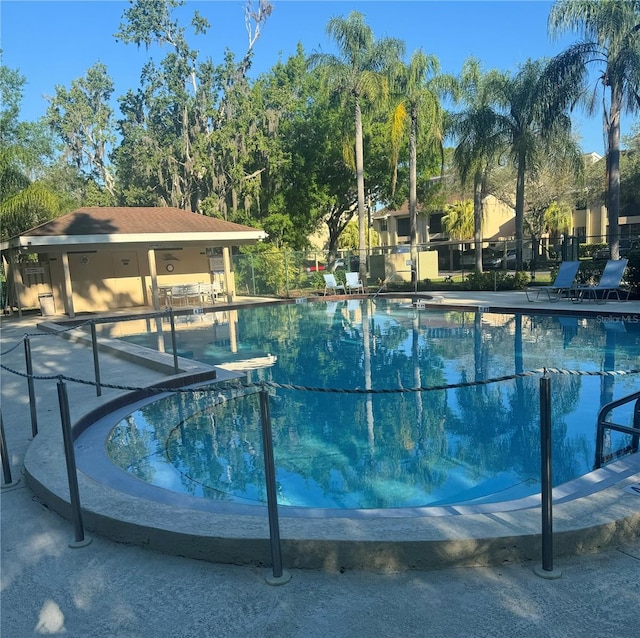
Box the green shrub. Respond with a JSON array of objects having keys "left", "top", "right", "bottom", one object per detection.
[
  {"left": 580, "top": 243, "right": 607, "bottom": 259},
  {"left": 234, "top": 245, "right": 291, "bottom": 296},
  {"left": 461, "top": 270, "right": 529, "bottom": 291},
  {"left": 306, "top": 271, "right": 325, "bottom": 290}
]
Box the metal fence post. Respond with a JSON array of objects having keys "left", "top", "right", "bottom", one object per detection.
[
  {"left": 534, "top": 375, "right": 562, "bottom": 579},
  {"left": 1, "top": 412, "right": 19, "bottom": 487},
  {"left": 23, "top": 336, "right": 38, "bottom": 438},
  {"left": 90, "top": 321, "right": 102, "bottom": 397},
  {"left": 251, "top": 257, "right": 257, "bottom": 295},
  {"left": 57, "top": 378, "right": 92, "bottom": 548},
  {"left": 259, "top": 386, "right": 291, "bottom": 585},
  {"left": 169, "top": 308, "right": 179, "bottom": 374}
]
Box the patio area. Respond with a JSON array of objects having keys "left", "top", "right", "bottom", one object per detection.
[{"left": 1, "top": 290, "right": 639, "bottom": 636}]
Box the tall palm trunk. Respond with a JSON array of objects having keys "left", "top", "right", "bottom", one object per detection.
[
  {"left": 354, "top": 96, "right": 368, "bottom": 283},
  {"left": 515, "top": 153, "right": 526, "bottom": 269},
  {"left": 607, "top": 80, "right": 622, "bottom": 260},
  {"left": 409, "top": 106, "right": 418, "bottom": 290},
  {"left": 473, "top": 169, "right": 483, "bottom": 272}
]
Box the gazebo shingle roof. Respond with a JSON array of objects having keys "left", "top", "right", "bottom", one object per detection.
[{"left": 22, "top": 207, "right": 260, "bottom": 237}]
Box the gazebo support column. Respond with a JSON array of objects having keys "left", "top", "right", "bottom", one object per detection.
[
  {"left": 10, "top": 250, "right": 23, "bottom": 318},
  {"left": 147, "top": 248, "right": 159, "bottom": 310},
  {"left": 61, "top": 252, "right": 75, "bottom": 318},
  {"left": 222, "top": 246, "right": 234, "bottom": 303}
]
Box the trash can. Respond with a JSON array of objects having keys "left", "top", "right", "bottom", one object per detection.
[{"left": 38, "top": 293, "right": 55, "bottom": 316}]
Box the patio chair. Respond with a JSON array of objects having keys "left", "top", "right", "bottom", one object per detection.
[
  {"left": 525, "top": 261, "right": 581, "bottom": 302},
  {"left": 198, "top": 281, "right": 223, "bottom": 304},
  {"left": 184, "top": 284, "right": 202, "bottom": 305},
  {"left": 170, "top": 285, "right": 188, "bottom": 307},
  {"left": 571, "top": 259, "right": 630, "bottom": 304},
  {"left": 345, "top": 272, "right": 364, "bottom": 294},
  {"left": 149, "top": 285, "right": 169, "bottom": 307},
  {"left": 211, "top": 281, "right": 223, "bottom": 301},
  {"left": 323, "top": 273, "right": 345, "bottom": 295}
]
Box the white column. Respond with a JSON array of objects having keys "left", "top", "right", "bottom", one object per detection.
[
  {"left": 147, "top": 248, "right": 159, "bottom": 310},
  {"left": 10, "top": 250, "right": 23, "bottom": 318},
  {"left": 222, "top": 246, "right": 234, "bottom": 302},
  {"left": 61, "top": 252, "right": 75, "bottom": 318}
]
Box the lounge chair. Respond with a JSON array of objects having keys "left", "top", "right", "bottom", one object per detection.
[
  {"left": 571, "top": 259, "right": 630, "bottom": 304},
  {"left": 323, "top": 273, "right": 345, "bottom": 295},
  {"left": 525, "top": 261, "right": 581, "bottom": 302},
  {"left": 345, "top": 272, "right": 364, "bottom": 294}
]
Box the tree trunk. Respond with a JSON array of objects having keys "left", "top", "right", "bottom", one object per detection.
[
  {"left": 607, "top": 81, "right": 621, "bottom": 260},
  {"left": 354, "top": 97, "right": 367, "bottom": 283},
  {"left": 515, "top": 153, "right": 526, "bottom": 270},
  {"left": 409, "top": 108, "right": 418, "bottom": 291},
  {"left": 473, "top": 169, "right": 483, "bottom": 272}
]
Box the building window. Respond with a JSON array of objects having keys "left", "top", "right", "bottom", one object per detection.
[
  {"left": 379, "top": 220, "right": 388, "bottom": 232},
  {"left": 429, "top": 213, "right": 443, "bottom": 234},
  {"left": 396, "top": 217, "right": 410, "bottom": 237}
]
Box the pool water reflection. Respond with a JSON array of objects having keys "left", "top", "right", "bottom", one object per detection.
[{"left": 105, "top": 300, "right": 640, "bottom": 509}]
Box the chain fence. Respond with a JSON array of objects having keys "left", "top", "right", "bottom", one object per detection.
[
  {"left": 231, "top": 233, "right": 639, "bottom": 298},
  {"left": 1, "top": 313, "right": 639, "bottom": 582}
]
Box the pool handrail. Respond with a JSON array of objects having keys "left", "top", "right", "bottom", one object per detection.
[{"left": 594, "top": 390, "right": 640, "bottom": 468}]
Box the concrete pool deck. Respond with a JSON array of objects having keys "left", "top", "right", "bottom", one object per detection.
[{"left": 2, "top": 291, "right": 639, "bottom": 636}]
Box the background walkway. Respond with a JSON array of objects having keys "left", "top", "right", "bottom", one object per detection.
[{"left": 2, "top": 304, "right": 639, "bottom": 638}]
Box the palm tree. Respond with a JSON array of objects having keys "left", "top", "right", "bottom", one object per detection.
[
  {"left": 544, "top": 200, "right": 573, "bottom": 236},
  {"left": 308, "top": 12, "right": 404, "bottom": 283},
  {"left": 492, "top": 59, "right": 579, "bottom": 270},
  {"left": 450, "top": 59, "right": 504, "bottom": 272},
  {"left": 1, "top": 63, "right": 63, "bottom": 240},
  {"left": 0, "top": 148, "right": 62, "bottom": 242},
  {"left": 389, "top": 50, "right": 454, "bottom": 288},
  {"left": 442, "top": 199, "right": 474, "bottom": 240},
  {"left": 548, "top": 0, "right": 640, "bottom": 260}
]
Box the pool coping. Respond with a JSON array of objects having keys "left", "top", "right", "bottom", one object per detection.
[
  {"left": 24, "top": 295, "right": 640, "bottom": 571},
  {"left": 24, "top": 417, "right": 640, "bottom": 570}
]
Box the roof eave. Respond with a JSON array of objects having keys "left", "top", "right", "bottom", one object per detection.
[{"left": 7, "top": 230, "right": 267, "bottom": 250}]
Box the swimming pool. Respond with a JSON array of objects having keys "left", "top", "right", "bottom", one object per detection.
[{"left": 100, "top": 299, "right": 640, "bottom": 509}]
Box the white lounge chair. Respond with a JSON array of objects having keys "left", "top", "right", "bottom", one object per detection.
[
  {"left": 345, "top": 272, "right": 364, "bottom": 294},
  {"left": 323, "top": 273, "right": 345, "bottom": 295},
  {"left": 525, "top": 261, "right": 580, "bottom": 302}
]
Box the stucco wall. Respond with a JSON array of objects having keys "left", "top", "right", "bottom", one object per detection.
[{"left": 34, "top": 247, "right": 214, "bottom": 314}]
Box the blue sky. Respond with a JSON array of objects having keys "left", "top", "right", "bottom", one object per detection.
[{"left": 2, "top": 0, "right": 637, "bottom": 154}]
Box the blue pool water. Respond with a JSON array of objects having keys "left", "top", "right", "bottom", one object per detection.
[{"left": 103, "top": 299, "right": 640, "bottom": 509}]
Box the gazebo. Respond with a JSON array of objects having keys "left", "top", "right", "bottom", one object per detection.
[{"left": 1, "top": 207, "right": 267, "bottom": 317}]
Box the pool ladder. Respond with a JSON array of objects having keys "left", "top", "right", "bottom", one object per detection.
[{"left": 594, "top": 390, "right": 640, "bottom": 468}]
